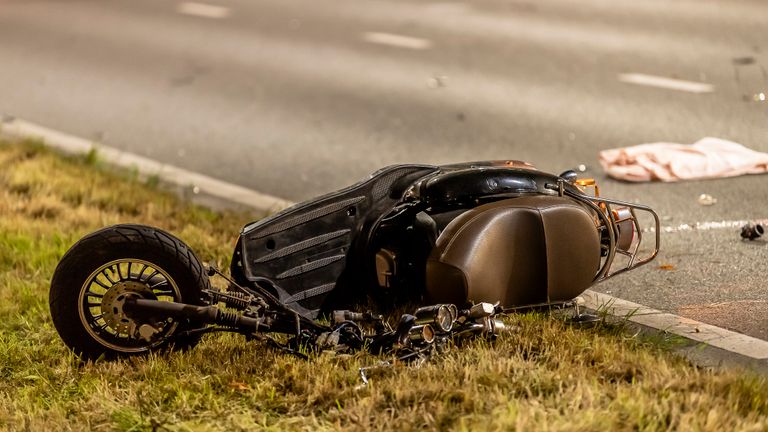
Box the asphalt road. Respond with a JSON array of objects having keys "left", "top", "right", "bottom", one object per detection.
[{"left": 1, "top": 0, "right": 767, "bottom": 339}]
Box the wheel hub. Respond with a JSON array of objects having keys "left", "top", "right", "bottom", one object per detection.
[{"left": 101, "top": 281, "right": 156, "bottom": 335}]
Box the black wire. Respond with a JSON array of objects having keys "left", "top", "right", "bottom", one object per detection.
[{"left": 335, "top": 321, "right": 364, "bottom": 343}]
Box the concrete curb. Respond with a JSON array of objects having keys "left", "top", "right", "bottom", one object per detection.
[
  {"left": 0, "top": 115, "right": 295, "bottom": 214},
  {"left": 3, "top": 115, "right": 766, "bottom": 372},
  {"left": 584, "top": 290, "right": 768, "bottom": 357}
]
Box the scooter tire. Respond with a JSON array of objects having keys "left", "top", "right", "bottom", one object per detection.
[{"left": 49, "top": 224, "right": 210, "bottom": 360}]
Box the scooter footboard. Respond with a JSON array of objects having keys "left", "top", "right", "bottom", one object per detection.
[{"left": 232, "top": 165, "right": 438, "bottom": 318}]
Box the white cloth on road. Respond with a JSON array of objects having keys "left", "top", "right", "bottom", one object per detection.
[{"left": 599, "top": 137, "right": 768, "bottom": 182}]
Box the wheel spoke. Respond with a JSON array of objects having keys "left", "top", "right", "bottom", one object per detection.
[
  {"left": 114, "top": 264, "right": 125, "bottom": 281},
  {"left": 153, "top": 288, "right": 174, "bottom": 294},
  {"left": 92, "top": 278, "right": 111, "bottom": 290},
  {"left": 102, "top": 269, "right": 117, "bottom": 285},
  {"left": 134, "top": 263, "right": 148, "bottom": 280},
  {"left": 126, "top": 262, "right": 132, "bottom": 280},
  {"left": 150, "top": 280, "right": 168, "bottom": 290},
  {"left": 85, "top": 291, "right": 104, "bottom": 299},
  {"left": 144, "top": 269, "right": 160, "bottom": 283}
]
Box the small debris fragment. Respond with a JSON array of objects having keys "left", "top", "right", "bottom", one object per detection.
[
  {"left": 427, "top": 75, "right": 448, "bottom": 88},
  {"left": 228, "top": 381, "right": 251, "bottom": 391},
  {"left": 733, "top": 56, "right": 756, "bottom": 66},
  {"left": 192, "top": 185, "right": 201, "bottom": 194},
  {"left": 753, "top": 92, "right": 767, "bottom": 102},
  {"left": 658, "top": 264, "right": 675, "bottom": 271},
  {"left": 577, "top": 164, "right": 587, "bottom": 172},
  {"left": 740, "top": 223, "right": 764, "bottom": 240},
  {"left": 697, "top": 194, "right": 717, "bottom": 206}
]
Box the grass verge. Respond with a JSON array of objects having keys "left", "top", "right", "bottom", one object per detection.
[{"left": 0, "top": 140, "right": 766, "bottom": 431}]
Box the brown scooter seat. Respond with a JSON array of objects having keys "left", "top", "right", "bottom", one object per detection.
[{"left": 426, "top": 195, "right": 601, "bottom": 308}]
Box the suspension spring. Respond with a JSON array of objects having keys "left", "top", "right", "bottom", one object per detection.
[
  {"left": 215, "top": 310, "right": 241, "bottom": 327},
  {"left": 208, "top": 290, "right": 253, "bottom": 310}
]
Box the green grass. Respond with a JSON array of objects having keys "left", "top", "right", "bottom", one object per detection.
[{"left": 0, "top": 141, "right": 767, "bottom": 431}]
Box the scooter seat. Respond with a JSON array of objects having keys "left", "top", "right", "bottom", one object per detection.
[{"left": 425, "top": 195, "right": 601, "bottom": 308}]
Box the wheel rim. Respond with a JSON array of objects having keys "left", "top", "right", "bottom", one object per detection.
[{"left": 78, "top": 258, "right": 183, "bottom": 353}]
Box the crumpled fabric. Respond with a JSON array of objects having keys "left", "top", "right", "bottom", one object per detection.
[{"left": 599, "top": 137, "right": 768, "bottom": 182}]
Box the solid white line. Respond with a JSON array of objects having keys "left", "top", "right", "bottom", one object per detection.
[
  {"left": 362, "top": 32, "right": 433, "bottom": 50},
  {"left": 0, "top": 115, "right": 294, "bottom": 213},
  {"left": 177, "top": 2, "right": 230, "bottom": 19},
  {"left": 583, "top": 290, "right": 768, "bottom": 360},
  {"left": 646, "top": 218, "right": 768, "bottom": 234},
  {"left": 618, "top": 73, "right": 714, "bottom": 94}
]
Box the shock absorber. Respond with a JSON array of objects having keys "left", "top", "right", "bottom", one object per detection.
[
  {"left": 206, "top": 290, "right": 254, "bottom": 310},
  {"left": 124, "top": 298, "right": 262, "bottom": 330}
]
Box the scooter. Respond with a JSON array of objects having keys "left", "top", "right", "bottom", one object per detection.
[{"left": 49, "top": 160, "right": 659, "bottom": 360}]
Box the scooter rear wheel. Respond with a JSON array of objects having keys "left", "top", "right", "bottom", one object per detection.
[{"left": 49, "top": 224, "right": 210, "bottom": 360}]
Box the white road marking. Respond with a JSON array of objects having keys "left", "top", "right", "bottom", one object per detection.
[
  {"left": 177, "top": 2, "right": 230, "bottom": 19},
  {"left": 618, "top": 73, "right": 714, "bottom": 94},
  {"left": 645, "top": 218, "right": 768, "bottom": 234},
  {"left": 362, "top": 32, "right": 433, "bottom": 50}
]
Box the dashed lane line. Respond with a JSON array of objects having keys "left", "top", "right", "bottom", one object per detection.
[
  {"left": 618, "top": 73, "right": 714, "bottom": 94},
  {"left": 362, "top": 32, "right": 433, "bottom": 50},
  {"left": 177, "top": 2, "right": 230, "bottom": 19}
]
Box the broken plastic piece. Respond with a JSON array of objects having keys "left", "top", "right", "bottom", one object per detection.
[{"left": 698, "top": 194, "right": 717, "bottom": 206}]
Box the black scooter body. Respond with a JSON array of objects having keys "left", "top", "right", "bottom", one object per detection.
[{"left": 231, "top": 161, "right": 590, "bottom": 318}]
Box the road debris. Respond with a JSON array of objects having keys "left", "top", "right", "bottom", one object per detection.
[
  {"left": 740, "top": 223, "right": 764, "bottom": 241},
  {"left": 697, "top": 194, "right": 717, "bottom": 206},
  {"left": 733, "top": 57, "right": 756, "bottom": 66},
  {"left": 427, "top": 75, "right": 448, "bottom": 88}
]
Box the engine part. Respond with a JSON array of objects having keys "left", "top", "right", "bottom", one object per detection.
[
  {"left": 741, "top": 223, "right": 764, "bottom": 240},
  {"left": 414, "top": 304, "right": 457, "bottom": 333}
]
